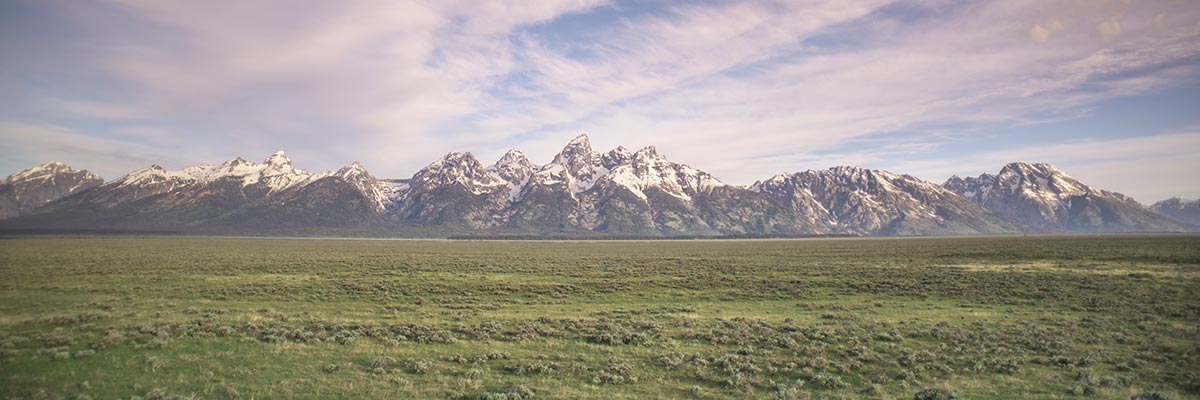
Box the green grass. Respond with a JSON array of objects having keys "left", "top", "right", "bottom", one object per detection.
[{"left": 0, "top": 235, "right": 1197, "bottom": 399}]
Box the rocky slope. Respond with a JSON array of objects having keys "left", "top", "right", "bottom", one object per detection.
[
  {"left": 1150, "top": 197, "right": 1200, "bottom": 226},
  {"left": 394, "top": 135, "right": 823, "bottom": 234},
  {"left": 0, "top": 162, "right": 103, "bottom": 220},
  {"left": 752, "top": 166, "right": 1025, "bottom": 235},
  {"left": 944, "top": 162, "right": 1192, "bottom": 232},
  {"left": 8, "top": 152, "right": 399, "bottom": 230}
]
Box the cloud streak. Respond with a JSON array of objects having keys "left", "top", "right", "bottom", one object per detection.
[{"left": 1, "top": 0, "right": 1198, "bottom": 202}]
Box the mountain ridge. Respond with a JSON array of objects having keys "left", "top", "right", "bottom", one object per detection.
[
  {"left": 1150, "top": 197, "right": 1200, "bottom": 226},
  {"left": 943, "top": 162, "right": 1193, "bottom": 233},
  {"left": 3, "top": 136, "right": 1195, "bottom": 236}
]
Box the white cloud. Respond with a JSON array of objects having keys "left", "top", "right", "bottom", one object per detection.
[
  {"left": 1, "top": 0, "right": 1198, "bottom": 201},
  {"left": 482, "top": 0, "right": 1200, "bottom": 185}
]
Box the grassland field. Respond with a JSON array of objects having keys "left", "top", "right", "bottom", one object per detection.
[{"left": 0, "top": 235, "right": 1197, "bottom": 399}]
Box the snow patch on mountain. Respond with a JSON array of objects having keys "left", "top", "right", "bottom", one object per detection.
[
  {"left": 112, "top": 152, "right": 316, "bottom": 194},
  {"left": 604, "top": 146, "right": 727, "bottom": 202}
]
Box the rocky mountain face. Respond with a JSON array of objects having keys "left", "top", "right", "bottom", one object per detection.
[
  {"left": 751, "top": 166, "right": 1025, "bottom": 235},
  {"left": 4, "top": 137, "right": 1194, "bottom": 236},
  {"left": 9, "top": 152, "right": 400, "bottom": 230},
  {"left": 0, "top": 162, "right": 103, "bottom": 220},
  {"left": 944, "top": 162, "right": 1193, "bottom": 232},
  {"left": 1150, "top": 197, "right": 1200, "bottom": 226},
  {"left": 393, "top": 135, "right": 820, "bottom": 234}
]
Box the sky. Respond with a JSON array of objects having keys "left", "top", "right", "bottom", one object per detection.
[{"left": 1, "top": 0, "right": 1198, "bottom": 203}]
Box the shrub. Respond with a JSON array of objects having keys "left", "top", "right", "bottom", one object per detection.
[
  {"left": 479, "top": 385, "right": 534, "bottom": 400},
  {"left": 370, "top": 356, "right": 398, "bottom": 370},
  {"left": 408, "top": 359, "right": 433, "bottom": 374},
  {"left": 91, "top": 330, "right": 125, "bottom": 350},
  {"left": 506, "top": 361, "right": 558, "bottom": 375},
  {"left": 656, "top": 352, "right": 685, "bottom": 369},
  {"left": 913, "top": 388, "right": 955, "bottom": 400}
]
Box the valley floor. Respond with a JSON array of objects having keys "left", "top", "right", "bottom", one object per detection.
[{"left": 0, "top": 235, "right": 1197, "bottom": 399}]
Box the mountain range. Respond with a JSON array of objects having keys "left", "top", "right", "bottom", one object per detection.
[{"left": 1, "top": 134, "right": 1196, "bottom": 236}]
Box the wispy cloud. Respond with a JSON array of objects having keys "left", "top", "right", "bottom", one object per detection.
[
  {"left": 0, "top": 121, "right": 178, "bottom": 179},
  {"left": 1, "top": 0, "right": 1198, "bottom": 202}
]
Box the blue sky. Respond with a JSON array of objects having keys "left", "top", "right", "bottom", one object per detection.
[{"left": 1, "top": 0, "right": 1198, "bottom": 202}]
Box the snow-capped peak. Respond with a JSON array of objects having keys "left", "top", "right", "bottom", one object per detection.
[
  {"left": 412, "top": 152, "right": 505, "bottom": 195},
  {"left": 601, "top": 146, "right": 633, "bottom": 169},
  {"left": 488, "top": 149, "right": 535, "bottom": 201},
  {"left": 264, "top": 151, "right": 291, "bottom": 166},
  {"left": 633, "top": 145, "right": 658, "bottom": 159},
  {"left": 4, "top": 162, "right": 99, "bottom": 184},
  {"left": 552, "top": 133, "right": 595, "bottom": 165},
  {"left": 538, "top": 133, "right": 606, "bottom": 195},
  {"left": 604, "top": 146, "right": 726, "bottom": 202},
  {"left": 332, "top": 161, "right": 401, "bottom": 212},
  {"left": 492, "top": 149, "right": 532, "bottom": 170},
  {"left": 110, "top": 152, "right": 313, "bottom": 193},
  {"left": 567, "top": 133, "right": 590, "bottom": 146},
  {"left": 336, "top": 162, "right": 370, "bottom": 179}
]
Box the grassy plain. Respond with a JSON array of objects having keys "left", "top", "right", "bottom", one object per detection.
[{"left": 0, "top": 235, "right": 1197, "bottom": 399}]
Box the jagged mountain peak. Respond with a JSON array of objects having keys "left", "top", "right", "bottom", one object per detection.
[
  {"left": 752, "top": 166, "right": 1022, "bottom": 235},
  {"left": 4, "top": 162, "right": 100, "bottom": 184},
  {"left": 601, "top": 146, "right": 633, "bottom": 169},
  {"left": 551, "top": 134, "right": 596, "bottom": 166},
  {"left": 567, "top": 133, "right": 590, "bottom": 146},
  {"left": 336, "top": 162, "right": 371, "bottom": 178},
  {"left": 264, "top": 151, "right": 291, "bottom": 166},
  {"left": 105, "top": 152, "right": 317, "bottom": 199},
  {"left": 1, "top": 162, "right": 105, "bottom": 219},
  {"left": 633, "top": 145, "right": 659, "bottom": 158},
  {"left": 944, "top": 162, "right": 1189, "bottom": 232},
  {"left": 1154, "top": 197, "right": 1193, "bottom": 208},
  {"left": 1151, "top": 197, "right": 1200, "bottom": 226},
  {"left": 492, "top": 149, "right": 532, "bottom": 168},
  {"left": 1001, "top": 161, "right": 1062, "bottom": 174},
  {"left": 488, "top": 149, "right": 535, "bottom": 191},
  {"left": 438, "top": 151, "right": 478, "bottom": 163},
  {"left": 113, "top": 164, "right": 181, "bottom": 186},
  {"left": 222, "top": 157, "right": 250, "bottom": 167},
  {"left": 412, "top": 152, "right": 504, "bottom": 194}
]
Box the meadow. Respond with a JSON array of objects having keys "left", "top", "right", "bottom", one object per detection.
[{"left": 0, "top": 235, "right": 1197, "bottom": 399}]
